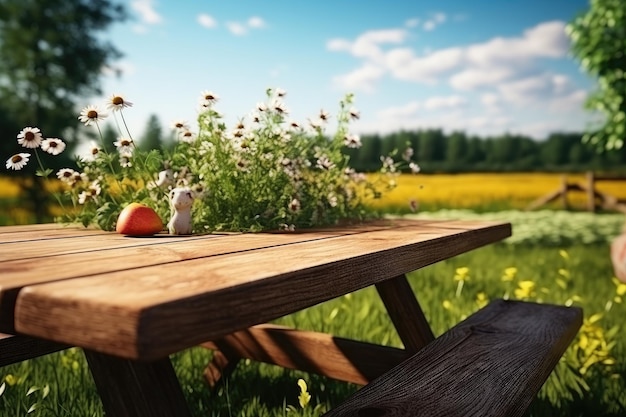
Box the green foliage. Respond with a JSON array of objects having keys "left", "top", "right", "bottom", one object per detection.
[
  {"left": 566, "top": 0, "right": 626, "bottom": 152},
  {"left": 0, "top": 0, "right": 126, "bottom": 165},
  {"left": 404, "top": 209, "right": 625, "bottom": 246},
  {"left": 36, "top": 89, "right": 416, "bottom": 232}
]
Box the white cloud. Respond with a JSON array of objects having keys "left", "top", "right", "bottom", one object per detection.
[
  {"left": 465, "top": 21, "right": 568, "bottom": 67},
  {"left": 227, "top": 21, "right": 247, "bottom": 36},
  {"left": 378, "top": 101, "right": 421, "bottom": 120},
  {"left": 422, "top": 12, "right": 446, "bottom": 31},
  {"left": 248, "top": 16, "right": 266, "bottom": 28},
  {"left": 481, "top": 93, "right": 502, "bottom": 109},
  {"left": 332, "top": 63, "right": 385, "bottom": 92},
  {"left": 497, "top": 73, "right": 576, "bottom": 105},
  {"left": 131, "top": 0, "right": 162, "bottom": 24},
  {"left": 198, "top": 14, "right": 217, "bottom": 29},
  {"left": 423, "top": 95, "right": 468, "bottom": 110},
  {"left": 450, "top": 67, "right": 515, "bottom": 90},
  {"left": 327, "top": 29, "right": 408, "bottom": 62},
  {"left": 331, "top": 20, "right": 571, "bottom": 92},
  {"left": 405, "top": 18, "right": 420, "bottom": 28},
  {"left": 224, "top": 17, "right": 267, "bottom": 36},
  {"left": 388, "top": 47, "right": 464, "bottom": 84}
]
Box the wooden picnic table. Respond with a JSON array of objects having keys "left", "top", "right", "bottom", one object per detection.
[{"left": 0, "top": 218, "right": 513, "bottom": 416}]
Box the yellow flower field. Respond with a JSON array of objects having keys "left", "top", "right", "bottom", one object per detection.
[
  {"left": 2, "top": 172, "right": 626, "bottom": 225},
  {"left": 367, "top": 172, "right": 626, "bottom": 212}
]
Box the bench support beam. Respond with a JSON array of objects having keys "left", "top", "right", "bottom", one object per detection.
[{"left": 84, "top": 350, "right": 192, "bottom": 417}]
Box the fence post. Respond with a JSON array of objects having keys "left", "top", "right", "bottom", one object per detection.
[
  {"left": 586, "top": 171, "right": 595, "bottom": 212},
  {"left": 560, "top": 175, "right": 569, "bottom": 209}
]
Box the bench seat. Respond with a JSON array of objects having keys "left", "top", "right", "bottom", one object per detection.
[
  {"left": 324, "top": 299, "right": 582, "bottom": 417},
  {"left": 0, "top": 333, "right": 68, "bottom": 367}
]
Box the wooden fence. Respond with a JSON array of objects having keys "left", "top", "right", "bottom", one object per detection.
[{"left": 526, "top": 172, "right": 626, "bottom": 213}]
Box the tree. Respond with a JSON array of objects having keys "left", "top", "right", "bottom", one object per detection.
[
  {"left": 0, "top": 0, "right": 126, "bottom": 221},
  {"left": 567, "top": 0, "right": 626, "bottom": 151},
  {"left": 139, "top": 114, "right": 165, "bottom": 151}
]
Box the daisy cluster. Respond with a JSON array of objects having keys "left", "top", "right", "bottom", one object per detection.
[
  {"left": 6, "top": 127, "right": 66, "bottom": 171},
  {"left": 5, "top": 88, "right": 420, "bottom": 232}
]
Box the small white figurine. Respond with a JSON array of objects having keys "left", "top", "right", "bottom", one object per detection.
[{"left": 167, "top": 187, "right": 195, "bottom": 235}]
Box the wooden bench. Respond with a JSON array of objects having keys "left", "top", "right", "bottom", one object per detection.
[
  {"left": 0, "top": 333, "right": 68, "bottom": 367},
  {"left": 323, "top": 299, "right": 582, "bottom": 417}
]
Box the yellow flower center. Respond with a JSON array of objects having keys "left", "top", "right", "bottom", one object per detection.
[
  {"left": 87, "top": 110, "right": 98, "bottom": 119},
  {"left": 11, "top": 154, "right": 23, "bottom": 163},
  {"left": 112, "top": 96, "right": 124, "bottom": 105},
  {"left": 91, "top": 148, "right": 99, "bottom": 155}
]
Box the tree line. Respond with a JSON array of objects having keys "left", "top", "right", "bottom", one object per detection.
[{"left": 343, "top": 129, "right": 626, "bottom": 174}]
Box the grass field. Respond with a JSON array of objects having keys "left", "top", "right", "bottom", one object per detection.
[{"left": 1, "top": 173, "right": 625, "bottom": 416}]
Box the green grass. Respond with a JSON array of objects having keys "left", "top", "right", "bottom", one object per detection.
[{"left": 1, "top": 235, "right": 625, "bottom": 416}]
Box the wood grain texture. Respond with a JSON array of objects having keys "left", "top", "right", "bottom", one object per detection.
[
  {"left": 0, "top": 230, "right": 348, "bottom": 331},
  {"left": 202, "top": 324, "right": 411, "bottom": 386},
  {"left": 9, "top": 220, "right": 511, "bottom": 359},
  {"left": 0, "top": 333, "right": 68, "bottom": 366},
  {"left": 376, "top": 275, "right": 434, "bottom": 352},
  {"left": 323, "top": 299, "right": 582, "bottom": 417},
  {"left": 84, "top": 350, "right": 192, "bottom": 417}
]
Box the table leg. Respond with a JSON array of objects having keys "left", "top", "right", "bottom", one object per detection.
[
  {"left": 83, "top": 350, "right": 192, "bottom": 417},
  {"left": 375, "top": 274, "right": 435, "bottom": 353}
]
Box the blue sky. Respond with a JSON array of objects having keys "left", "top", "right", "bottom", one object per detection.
[{"left": 93, "top": 0, "right": 594, "bottom": 141}]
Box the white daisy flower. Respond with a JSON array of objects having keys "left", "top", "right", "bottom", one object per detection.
[
  {"left": 17, "top": 127, "right": 43, "bottom": 149},
  {"left": 41, "top": 138, "right": 66, "bottom": 155},
  {"left": 272, "top": 100, "right": 289, "bottom": 115},
  {"left": 403, "top": 147, "right": 414, "bottom": 162},
  {"left": 319, "top": 109, "right": 330, "bottom": 122},
  {"left": 56, "top": 168, "right": 77, "bottom": 183},
  {"left": 199, "top": 90, "right": 219, "bottom": 106},
  {"left": 275, "top": 88, "right": 287, "bottom": 97},
  {"left": 316, "top": 156, "right": 335, "bottom": 170},
  {"left": 119, "top": 155, "right": 132, "bottom": 168},
  {"left": 6, "top": 153, "right": 30, "bottom": 170},
  {"left": 78, "top": 181, "right": 102, "bottom": 204},
  {"left": 78, "top": 105, "right": 107, "bottom": 126},
  {"left": 349, "top": 107, "right": 360, "bottom": 120},
  {"left": 113, "top": 137, "right": 134, "bottom": 154},
  {"left": 344, "top": 134, "right": 361, "bottom": 149},
  {"left": 289, "top": 198, "right": 301, "bottom": 212},
  {"left": 179, "top": 130, "right": 196, "bottom": 143},
  {"left": 171, "top": 120, "right": 190, "bottom": 131},
  {"left": 409, "top": 162, "right": 421, "bottom": 174},
  {"left": 106, "top": 94, "right": 133, "bottom": 112},
  {"left": 256, "top": 102, "right": 267, "bottom": 112}
]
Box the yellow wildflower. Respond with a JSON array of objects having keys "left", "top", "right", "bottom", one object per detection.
[
  {"left": 514, "top": 280, "right": 536, "bottom": 300},
  {"left": 475, "top": 292, "right": 488, "bottom": 309},
  {"left": 297, "top": 379, "right": 311, "bottom": 409},
  {"left": 454, "top": 267, "right": 470, "bottom": 281},
  {"left": 501, "top": 267, "right": 517, "bottom": 282}
]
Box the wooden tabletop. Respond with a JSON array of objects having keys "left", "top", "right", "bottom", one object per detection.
[{"left": 0, "top": 218, "right": 511, "bottom": 361}]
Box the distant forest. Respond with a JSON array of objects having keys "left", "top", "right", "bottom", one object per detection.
[{"left": 342, "top": 129, "right": 626, "bottom": 173}]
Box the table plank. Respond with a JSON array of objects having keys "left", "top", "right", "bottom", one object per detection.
[
  {"left": 1, "top": 229, "right": 387, "bottom": 331},
  {"left": 11, "top": 220, "right": 511, "bottom": 360}
]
